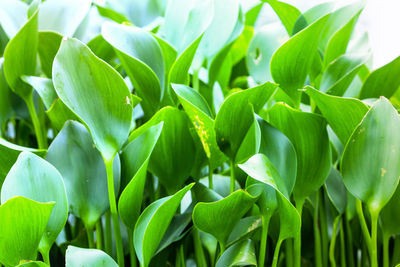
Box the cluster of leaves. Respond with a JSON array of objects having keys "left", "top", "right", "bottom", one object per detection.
[{"left": 1, "top": 0, "right": 400, "bottom": 266}]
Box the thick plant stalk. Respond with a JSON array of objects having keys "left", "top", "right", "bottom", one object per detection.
[
  {"left": 369, "top": 210, "right": 379, "bottom": 267},
  {"left": 105, "top": 158, "right": 125, "bottom": 266},
  {"left": 104, "top": 211, "right": 112, "bottom": 255},
  {"left": 86, "top": 226, "right": 94, "bottom": 248},
  {"left": 383, "top": 234, "right": 390, "bottom": 267},
  {"left": 340, "top": 221, "right": 346, "bottom": 267},
  {"left": 345, "top": 218, "right": 355, "bottom": 267},
  {"left": 96, "top": 220, "right": 104, "bottom": 250},
  {"left": 355, "top": 199, "right": 372, "bottom": 252},
  {"left": 129, "top": 229, "right": 137, "bottom": 267},
  {"left": 286, "top": 239, "right": 293, "bottom": 267},
  {"left": 319, "top": 191, "right": 329, "bottom": 267},
  {"left": 259, "top": 215, "right": 271, "bottom": 267},
  {"left": 294, "top": 199, "right": 305, "bottom": 267},
  {"left": 26, "top": 94, "right": 47, "bottom": 149},
  {"left": 313, "top": 192, "right": 323, "bottom": 267},
  {"left": 272, "top": 238, "right": 284, "bottom": 267},
  {"left": 193, "top": 228, "right": 207, "bottom": 267}
]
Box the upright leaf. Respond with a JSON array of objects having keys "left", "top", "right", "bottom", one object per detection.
[
  {"left": 118, "top": 123, "right": 163, "bottom": 229},
  {"left": 341, "top": 98, "right": 400, "bottom": 214},
  {"left": 268, "top": 103, "right": 331, "bottom": 203},
  {"left": 0, "top": 197, "right": 54, "bottom": 267},
  {"left": 1, "top": 152, "right": 68, "bottom": 255},
  {"left": 52, "top": 37, "right": 133, "bottom": 161},
  {"left": 46, "top": 121, "right": 121, "bottom": 229},
  {"left": 134, "top": 183, "right": 194, "bottom": 267},
  {"left": 38, "top": 31, "right": 62, "bottom": 78},
  {"left": 262, "top": 0, "right": 301, "bottom": 35},
  {"left": 215, "top": 239, "right": 257, "bottom": 267},
  {"left": 270, "top": 14, "right": 329, "bottom": 105}
]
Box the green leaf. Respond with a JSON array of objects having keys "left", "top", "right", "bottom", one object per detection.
[
  {"left": 1, "top": 152, "right": 68, "bottom": 255},
  {"left": 87, "top": 35, "right": 116, "bottom": 64},
  {"left": 258, "top": 120, "right": 297, "bottom": 194},
  {"left": 52, "top": 37, "right": 133, "bottom": 161},
  {"left": 359, "top": 56, "right": 400, "bottom": 99},
  {"left": 0, "top": 0, "right": 28, "bottom": 38},
  {"left": 0, "top": 58, "right": 12, "bottom": 129},
  {"left": 214, "top": 82, "right": 278, "bottom": 162},
  {"left": 192, "top": 190, "right": 257, "bottom": 246},
  {"left": 268, "top": 103, "right": 331, "bottom": 203},
  {"left": 215, "top": 239, "right": 257, "bottom": 267},
  {"left": 164, "top": 0, "right": 213, "bottom": 52},
  {"left": 118, "top": 123, "right": 163, "bottom": 230},
  {"left": 320, "top": 54, "right": 369, "bottom": 96},
  {"left": 65, "top": 246, "right": 118, "bottom": 267},
  {"left": 3, "top": 8, "right": 38, "bottom": 100},
  {"left": 38, "top": 31, "right": 62, "bottom": 78},
  {"left": 38, "top": 0, "right": 91, "bottom": 36},
  {"left": 0, "top": 138, "right": 45, "bottom": 186},
  {"left": 380, "top": 185, "right": 400, "bottom": 237},
  {"left": 134, "top": 183, "right": 194, "bottom": 267},
  {"left": 0, "top": 197, "right": 54, "bottom": 267},
  {"left": 270, "top": 14, "right": 329, "bottom": 105},
  {"left": 172, "top": 84, "right": 226, "bottom": 169},
  {"left": 102, "top": 22, "right": 164, "bottom": 116},
  {"left": 226, "top": 216, "right": 262, "bottom": 246},
  {"left": 129, "top": 107, "right": 195, "bottom": 193},
  {"left": 46, "top": 121, "right": 120, "bottom": 229},
  {"left": 292, "top": 1, "right": 334, "bottom": 35},
  {"left": 262, "top": 0, "right": 301, "bottom": 35},
  {"left": 246, "top": 23, "right": 288, "bottom": 84},
  {"left": 305, "top": 86, "right": 369, "bottom": 145},
  {"left": 341, "top": 97, "right": 400, "bottom": 214},
  {"left": 17, "top": 261, "right": 49, "bottom": 267},
  {"left": 45, "top": 99, "right": 79, "bottom": 131},
  {"left": 325, "top": 167, "right": 347, "bottom": 214},
  {"left": 21, "top": 76, "right": 56, "bottom": 109}
]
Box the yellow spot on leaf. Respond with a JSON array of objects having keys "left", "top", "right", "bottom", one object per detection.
[{"left": 381, "top": 168, "right": 387, "bottom": 177}]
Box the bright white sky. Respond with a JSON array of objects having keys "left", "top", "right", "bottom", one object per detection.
[{"left": 243, "top": 0, "right": 400, "bottom": 68}]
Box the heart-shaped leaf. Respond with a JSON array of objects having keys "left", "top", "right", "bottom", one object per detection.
[
  {"left": 118, "top": 122, "right": 163, "bottom": 229},
  {"left": 341, "top": 97, "right": 400, "bottom": 214},
  {"left": 1, "top": 152, "right": 68, "bottom": 257},
  {"left": 65, "top": 246, "right": 118, "bottom": 267},
  {"left": 192, "top": 190, "right": 257, "bottom": 247},
  {"left": 134, "top": 183, "right": 194, "bottom": 267},
  {"left": 52, "top": 37, "right": 133, "bottom": 161},
  {"left": 268, "top": 103, "right": 331, "bottom": 203},
  {"left": 46, "top": 121, "right": 121, "bottom": 229},
  {"left": 0, "top": 196, "right": 54, "bottom": 267}
]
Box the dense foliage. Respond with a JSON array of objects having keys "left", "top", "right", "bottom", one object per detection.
[{"left": 1, "top": 0, "right": 400, "bottom": 266}]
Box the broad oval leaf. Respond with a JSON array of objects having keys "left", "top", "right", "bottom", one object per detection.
[
  {"left": 65, "top": 246, "right": 118, "bottom": 267},
  {"left": 102, "top": 22, "right": 164, "bottom": 116},
  {"left": 268, "top": 103, "right": 331, "bottom": 203},
  {"left": 341, "top": 97, "right": 400, "bottom": 214},
  {"left": 192, "top": 190, "right": 257, "bottom": 246},
  {"left": 0, "top": 197, "right": 54, "bottom": 267},
  {"left": 216, "top": 239, "right": 257, "bottom": 267},
  {"left": 134, "top": 183, "right": 194, "bottom": 267},
  {"left": 305, "top": 86, "right": 369, "bottom": 145},
  {"left": 270, "top": 14, "right": 329, "bottom": 105},
  {"left": 46, "top": 121, "right": 121, "bottom": 229},
  {"left": 3, "top": 7, "right": 38, "bottom": 100},
  {"left": 1, "top": 152, "right": 68, "bottom": 255},
  {"left": 214, "top": 82, "right": 278, "bottom": 162},
  {"left": 118, "top": 123, "right": 163, "bottom": 230},
  {"left": 129, "top": 107, "right": 195, "bottom": 193},
  {"left": 52, "top": 37, "right": 133, "bottom": 161}
]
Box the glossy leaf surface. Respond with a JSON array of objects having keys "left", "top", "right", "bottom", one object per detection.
[
  {"left": 65, "top": 246, "right": 118, "bottom": 267},
  {"left": 216, "top": 239, "right": 257, "bottom": 267}
]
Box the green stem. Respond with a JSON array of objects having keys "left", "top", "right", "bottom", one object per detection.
[
  {"left": 105, "top": 210, "right": 112, "bottom": 255},
  {"left": 340, "top": 220, "right": 346, "bottom": 267},
  {"left": 345, "top": 218, "right": 355, "bottom": 267},
  {"left": 355, "top": 199, "right": 372, "bottom": 252},
  {"left": 314, "top": 192, "right": 323, "bottom": 267},
  {"left": 25, "top": 94, "right": 47, "bottom": 148},
  {"left": 193, "top": 228, "right": 207, "bottom": 267},
  {"left": 230, "top": 161, "right": 235, "bottom": 193},
  {"left": 369, "top": 209, "right": 379, "bottom": 267},
  {"left": 180, "top": 244, "right": 185, "bottom": 267},
  {"left": 129, "top": 229, "right": 137, "bottom": 267},
  {"left": 393, "top": 235, "right": 400, "bottom": 267},
  {"left": 294, "top": 199, "right": 304, "bottom": 267},
  {"left": 286, "top": 238, "right": 293, "bottom": 267},
  {"left": 96, "top": 219, "right": 104, "bottom": 250},
  {"left": 105, "top": 158, "right": 125, "bottom": 266},
  {"left": 86, "top": 225, "right": 95, "bottom": 248},
  {"left": 219, "top": 242, "right": 226, "bottom": 256},
  {"left": 319, "top": 190, "right": 329, "bottom": 267},
  {"left": 383, "top": 233, "right": 390, "bottom": 267},
  {"left": 193, "top": 69, "right": 200, "bottom": 92},
  {"left": 329, "top": 216, "right": 341, "bottom": 267},
  {"left": 272, "top": 238, "right": 283, "bottom": 267},
  {"left": 208, "top": 161, "right": 213, "bottom": 190},
  {"left": 259, "top": 215, "right": 271, "bottom": 267},
  {"left": 40, "top": 249, "right": 50, "bottom": 266}
]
